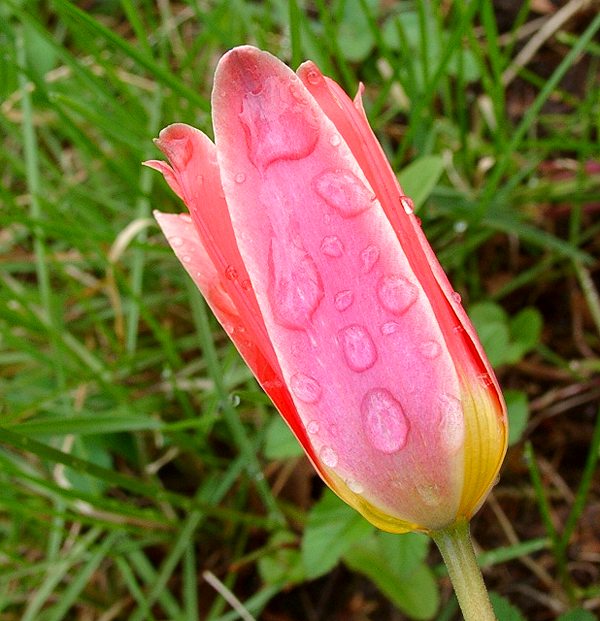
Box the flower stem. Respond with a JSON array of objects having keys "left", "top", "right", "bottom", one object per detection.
[{"left": 431, "top": 520, "right": 497, "bottom": 621}]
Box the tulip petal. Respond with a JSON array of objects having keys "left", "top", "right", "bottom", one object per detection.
[
  {"left": 212, "top": 46, "right": 474, "bottom": 531},
  {"left": 149, "top": 130, "right": 326, "bottom": 477}
]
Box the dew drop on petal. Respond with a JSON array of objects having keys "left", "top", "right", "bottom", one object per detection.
[
  {"left": 329, "top": 133, "right": 341, "bottom": 147},
  {"left": 239, "top": 76, "right": 319, "bottom": 169},
  {"left": 225, "top": 265, "right": 238, "bottom": 280},
  {"left": 320, "top": 235, "right": 344, "bottom": 257},
  {"left": 307, "top": 420, "right": 320, "bottom": 434},
  {"left": 290, "top": 373, "right": 322, "bottom": 403},
  {"left": 182, "top": 255, "right": 192, "bottom": 263},
  {"left": 269, "top": 244, "right": 324, "bottom": 330},
  {"left": 306, "top": 69, "right": 321, "bottom": 85},
  {"left": 438, "top": 394, "right": 464, "bottom": 454},
  {"left": 313, "top": 169, "right": 375, "bottom": 218},
  {"left": 419, "top": 340, "right": 442, "bottom": 359},
  {"left": 377, "top": 275, "right": 418, "bottom": 315},
  {"left": 320, "top": 446, "right": 338, "bottom": 468},
  {"left": 289, "top": 82, "right": 308, "bottom": 105},
  {"left": 360, "top": 244, "right": 379, "bottom": 273},
  {"left": 452, "top": 291, "right": 462, "bottom": 304},
  {"left": 381, "top": 321, "right": 401, "bottom": 335},
  {"left": 346, "top": 478, "right": 364, "bottom": 494},
  {"left": 362, "top": 388, "right": 409, "bottom": 454},
  {"left": 171, "top": 236, "right": 183, "bottom": 248},
  {"left": 241, "top": 279, "right": 252, "bottom": 290},
  {"left": 180, "top": 214, "right": 192, "bottom": 223},
  {"left": 338, "top": 324, "right": 378, "bottom": 372},
  {"left": 234, "top": 172, "right": 246, "bottom": 184},
  {"left": 400, "top": 196, "right": 414, "bottom": 214},
  {"left": 334, "top": 290, "right": 354, "bottom": 312}
]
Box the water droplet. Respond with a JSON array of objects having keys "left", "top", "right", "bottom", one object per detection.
[
  {"left": 234, "top": 172, "right": 246, "bottom": 184},
  {"left": 361, "top": 388, "right": 409, "bottom": 454},
  {"left": 182, "top": 255, "right": 192, "bottom": 263},
  {"left": 171, "top": 236, "right": 183, "bottom": 248},
  {"left": 306, "top": 69, "right": 321, "bottom": 85},
  {"left": 381, "top": 321, "right": 401, "bottom": 335},
  {"left": 417, "top": 483, "right": 440, "bottom": 507},
  {"left": 453, "top": 324, "right": 465, "bottom": 334},
  {"left": 313, "top": 169, "right": 375, "bottom": 218},
  {"left": 360, "top": 244, "right": 379, "bottom": 273},
  {"left": 320, "top": 235, "right": 344, "bottom": 257},
  {"left": 229, "top": 393, "right": 241, "bottom": 407},
  {"left": 334, "top": 290, "right": 354, "bottom": 312},
  {"left": 225, "top": 265, "right": 238, "bottom": 280},
  {"left": 377, "top": 275, "right": 418, "bottom": 315},
  {"left": 241, "top": 279, "right": 252, "bottom": 290},
  {"left": 346, "top": 478, "right": 364, "bottom": 494},
  {"left": 307, "top": 420, "right": 320, "bottom": 434},
  {"left": 451, "top": 291, "right": 462, "bottom": 304},
  {"left": 269, "top": 244, "right": 324, "bottom": 330},
  {"left": 239, "top": 76, "right": 319, "bottom": 169},
  {"left": 419, "top": 340, "right": 442, "bottom": 359},
  {"left": 180, "top": 214, "right": 192, "bottom": 223},
  {"left": 400, "top": 195, "right": 414, "bottom": 214},
  {"left": 454, "top": 220, "right": 468, "bottom": 234},
  {"left": 329, "top": 133, "right": 341, "bottom": 147},
  {"left": 320, "top": 446, "right": 338, "bottom": 468},
  {"left": 338, "top": 324, "right": 378, "bottom": 372},
  {"left": 290, "top": 373, "right": 322, "bottom": 403},
  {"left": 438, "top": 394, "right": 464, "bottom": 453}
]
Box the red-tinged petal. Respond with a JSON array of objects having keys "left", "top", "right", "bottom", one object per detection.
[
  {"left": 154, "top": 210, "right": 326, "bottom": 476},
  {"left": 212, "top": 46, "right": 470, "bottom": 532}
]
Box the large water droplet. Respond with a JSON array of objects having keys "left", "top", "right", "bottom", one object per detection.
[
  {"left": 438, "top": 394, "right": 464, "bottom": 454},
  {"left": 362, "top": 388, "right": 409, "bottom": 454},
  {"left": 269, "top": 244, "right": 324, "bottom": 330},
  {"left": 419, "top": 340, "right": 442, "bottom": 359},
  {"left": 313, "top": 169, "right": 375, "bottom": 219},
  {"left": 305, "top": 69, "right": 321, "bottom": 85},
  {"left": 360, "top": 244, "right": 379, "bottom": 273},
  {"left": 334, "top": 290, "right": 354, "bottom": 312},
  {"left": 320, "top": 235, "right": 344, "bottom": 257},
  {"left": 400, "top": 196, "right": 414, "bottom": 215},
  {"left": 290, "top": 373, "right": 322, "bottom": 403},
  {"left": 377, "top": 275, "right": 418, "bottom": 315},
  {"left": 239, "top": 76, "right": 319, "bottom": 169},
  {"left": 338, "top": 324, "right": 377, "bottom": 372},
  {"left": 451, "top": 291, "right": 462, "bottom": 304},
  {"left": 320, "top": 446, "right": 338, "bottom": 468}
]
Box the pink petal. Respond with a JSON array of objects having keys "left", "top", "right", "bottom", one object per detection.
[
  {"left": 212, "top": 46, "right": 469, "bottom": 529},
  {"left": 148, "top": 124, "right": 330, "bottom": 474},
  {"left": 297, "top": 62, "right": 505, "bottom": 411}
]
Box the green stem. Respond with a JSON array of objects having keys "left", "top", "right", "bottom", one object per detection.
[{"left": 431, "top": 520, "right": 497, "bottom": 621}]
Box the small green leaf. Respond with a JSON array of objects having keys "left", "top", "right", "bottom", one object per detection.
[
  {"left": 343, "top": 531, "right": 439, "bottom": 619},
  {"left": 302, "top": 489, "right": 374, "bottom": 579},
  {"left": 490, "top": 593, "right": 526, "bottom": 621},
  {"left": 510, "top": 307, "right": 543, "bottom": 353},
  {"left": 337, "top": 0, "right": 377, "bottom": 62},
  {"left": 398, "top": 155, "right": 444, "bottom": 211},
  {"left": 504, "top": 390, "right": 529, "bottom": 445},
  {"left": 263, "top": 415, "right": 304, "bottom": 460}
]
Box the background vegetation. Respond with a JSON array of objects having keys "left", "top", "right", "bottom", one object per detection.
[{"left": 1, "top": 1, "right": 599, "bottom": 619}]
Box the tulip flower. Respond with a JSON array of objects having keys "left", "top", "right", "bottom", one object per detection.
[{"left": 146, "top": 46, "right": 507, "bottom": 620}]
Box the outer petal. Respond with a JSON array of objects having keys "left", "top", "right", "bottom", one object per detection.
[
  {"left": 148, "top": 131, "right": 327, "bottom": 478},
  {"left": 212, "top": 46, "right": 483, "bottom": 532},
  {"left": 297, "top": 62, "right": 508, "bottom": 520}
]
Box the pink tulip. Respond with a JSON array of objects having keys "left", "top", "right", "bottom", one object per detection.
[{"left": 145, "top": 46, "right": 507, "bottom": 534}]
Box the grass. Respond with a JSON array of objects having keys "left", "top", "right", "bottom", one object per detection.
[{"left": 1, "top": 1, "right": 599, "bottom": 620}]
